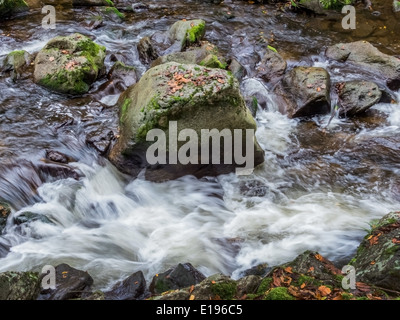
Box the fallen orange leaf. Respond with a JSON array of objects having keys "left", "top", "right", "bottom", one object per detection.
[
  {"left": 189, "top": 285, "right": 195, "bottom": 294},
  {"left": 315, "top": 254, "right": 323, "bottom": 261},
  {"left": 300, "top": 283, "right": 306, "bottom": 289},
  {"left": 189, "top": 295, "right": 195, "bottom": 300},
  {"left": 317, "top": 285, "right": 331, "bottom": 297},
  {"left": 284, "top": 266, "right": 293, "bottom": 273}
]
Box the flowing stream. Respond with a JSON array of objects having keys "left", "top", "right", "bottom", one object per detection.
[{"left": 0, "top": 0, "right": 400, "bottom": 290}]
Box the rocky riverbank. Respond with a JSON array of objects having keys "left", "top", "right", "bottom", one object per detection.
[{"left": 1, "top": 211, "right": 400, "bottom": 300}]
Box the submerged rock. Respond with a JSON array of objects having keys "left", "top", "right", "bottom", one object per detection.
[
  {"left": 326, "top": 41, "right": 400, "bottom": 90},
  {"left": 108, "top": 62, "right": 265, "bottom": 181},
  {"left": 149, "top": 263, "right": 205, "bottom": 295},
  {"left": 337, "top": 80, "right": 382, "bottom": 117},
  {"left": 0, "top": 271, "right": 40, "bottom": 300},
  {"left": 275, "top": 66, "right": 331, "bottom": 118},
  {"left": 350, "top": 211, "right": 400, "bottom": 292},
  {"left": 33, "top": 33, "right": 106, "bottom": 95}
]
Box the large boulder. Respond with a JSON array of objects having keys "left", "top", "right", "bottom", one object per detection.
[
  {"left": 337, "top": 80, "right": 382, "bottom": 117},
  {"left": 0, "top": 0, "right": 29, "bottom": 17},
  {"left": 33, "top": 33, "right": 106, "bottom": 95},
  {"left": 108, "top": 62, "right": 265, "bottom": 181},
  {"left": 0, "top": 271, "right": 40, "bottom": 300},
  {"left": 326, "top": 41, "right": 400, "bottom": 90},
  {"left": 274, "top": 66, "right": 331, "bottom": 118},
  {"left": 350, "top": 212, "right": 400, "bottom": 292}
]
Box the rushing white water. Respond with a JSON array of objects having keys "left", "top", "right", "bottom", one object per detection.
[{"left": 1, "top": 89, "right": 399, "bottom": 290}]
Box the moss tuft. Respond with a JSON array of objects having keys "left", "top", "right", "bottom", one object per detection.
[
  {"left": 256, "top": 277, "right": 273, "bottom": 295},
  {"left": 264, "top": 287, "right": 295, "bottom": 300},
  {"left": 186, "top": 22, "right": 205, "bottom": 44},
  {"left": 211, "top": 281, "right": 237, "bottom": 300}
]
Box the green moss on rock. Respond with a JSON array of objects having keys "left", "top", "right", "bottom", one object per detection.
[
  {"left": 0, "top": 0, "right": 29, "bottom": 17},
  {"left": 187, "top": 22, "right": 206, "bottom": 44},
  {"left": 264, "top": 287, "right": 295, "bottom": 300},
  {"left": 210, "top": 280, "right": 237, "bottom": 300}
]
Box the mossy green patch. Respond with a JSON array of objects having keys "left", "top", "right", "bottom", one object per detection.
[
  {"left": 104, "top": 6, "right": 125, "bottom": 19},
  {"left": 210, "top": 280, "right": 237, "bottom": 300},
  {"left": 187, "top": 22, "right": 205, "bottom": 44},
  {"left": 120, "top": 98, "right": 132, "bottom": 124},
  {"left": 199, "top": 55, "right": 227, "bottom": 70},
  {"left": 0, "top": 0, "right": 28, "bottom": 16},
  {"left": 40, "top": 68, "right": 90, "bottom": 95},
  {"left": 256, "top": 277, "right": 273, "bottom": 295},
  {"left": 264, "top": 287, "right": 295, "bottom": 300}
]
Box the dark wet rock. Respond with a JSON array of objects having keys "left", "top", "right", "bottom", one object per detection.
[
  {"left": 337, "top": 80, "right": 382, "bottom": 117},
  {"left": 274, "top": 66, "right": 331, "bottom": 118},
  {"left": 325, "top": 41, "right": 400, "bottom": 90},
  {"left": 240, "top": 263, "right": 270, "bottom": 277},
  {"left": 0, "top": 0, "right": 29, "bottom": 17},
  {"left": 0, "top": 271, "right": 40, "bottom": 300},
  {"left": 107, "top": 61, "right": 138, "bottom": 90},
  {"left": 241, "top": 78, "right": 271, "bottom": 116},
  {"left": 104, "top": 271, "right": 148, "bottom": 300},
  {"left": 108, "top": 62, "right": 265, "bottom": 181},
  {"left": 38, "top": 263, "right": 93, "bottom": 300},
  {"left": 0, "top": 202, "right": 11, "bottom": 235},
  {"left": 150, "top": 263, "right": 205, "bottom": 295},
  {"left": 228, "top": 58, "right": 247, "bottom": 81},
  {"left": 37, "top": 163, "right": 81, "bottom": 181},
  {"left": 350, "top": 211, "right": 400, "bottom": 292},
  {"left": 45, "top": 150, "right": 71, "bottom": 164},
  {"left": 13, "top": 211, "right": 53, "bottom": 225},
  {"left": 137, "top": 36, "right": 159, "bottom": 65},
  {"left": 256, "top": 47, "right": 287, "bottom": 84},
  {"left": 239, "top": 180, "right": 269, "bottom": 197},
  {"left": 86, "top": 129, "right": 115, "bottom": 155},
  {"left": 33, "top": 33, "right": 106, "bottom": 95},
  {"left": 1, "top": 50, "right": 33, "bottom": 81}
]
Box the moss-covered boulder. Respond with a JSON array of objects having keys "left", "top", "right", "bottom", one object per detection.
[
  {"left": 108, "top": 62, "right": 265, "bottom": 181},
  {"left": 1, "top": 50, "right": 33, "bottom": 81},
  {"left": 0, "top": 0, "right": 29, "bottom": 17},
  {"left": 326, "top": 41, "right": 400, "bottom": 90},
  {"left": 274, "top": 66, "right": 331, "bottom": 118},
  {"left": 33, "top": 33, "right": 106, "bottom": 95},
  {"left": 0, "top": 271, "right": 40, "bottom": 300},
  {"left": 350, "top": 212, "right": 400, "bottom": 292}
]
